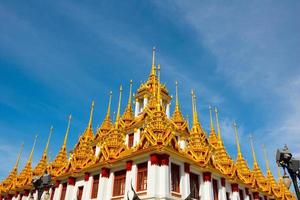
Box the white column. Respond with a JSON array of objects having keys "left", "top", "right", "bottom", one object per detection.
[
  {"left": 104, "top": 171, "right": 113, "bottom": 200},
  {"left": 143, "top": 97, "right": 148, "bottom": 109},
  {"left": 166, "top": 103, "right": 170, "bottom": 118},
  {"left": 148, "top": 154, "right": 159, "bottom": 198},
  {"left": 134, "top": 129, "right": 140, "bottom": 146},
  {"left": 53, "top": 182, "right": 62, "bottom": 200},
  {"left": 231, "top": 184, "right": 240, "bottom": 200},
  {"left": 245, "top": 189, "right": 250, "bottom": 200},
  {"left": 158, "top": 154, "right": 170, "bottom": 197},
  {"left": 65, "top": 177, "right": 75, "bottom": 200},
  {"left": 134, "top": 100, "right": 140, "bottom": 116},
  {"left": 182, "top": 163, "right": 190, "bottom": 199},
  {"left": 201, "top": 172, "right": 213, "bottom": 200},
  {"left": 82, "top": 173, "right": 93, "bottom": 200},
  {"left": 124, "top": 161, "right": 136, "bottom": 199},
  {"left": 218, "top": 178, "right": 226, "bottom": 200},
  {"left": 98, "top": 168, "right": 110, "bottom": 200}
]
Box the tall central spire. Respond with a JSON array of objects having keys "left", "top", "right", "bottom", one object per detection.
[
  {"left": 262, "top": 144, "right": 270, "bottom": 171},
  {"left": 43, "top": 126, "right": 53, "bottom": 157},
  {"left": 209, "top": 106, "right": 215, "bottom": 132},
  {"left": 15, "top": 143, "right": 24, "bottom": 170},
  {"left": 150, "top": 47, "right": 156, "bottom": 77},
  {"left": 233, "top": 121, "right": 242, "bottom": 158},
  {"left": 191, "top": 90, "right": 199, "bottom": 126}
]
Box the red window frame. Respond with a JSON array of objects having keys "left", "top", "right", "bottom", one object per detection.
[
  {"left": 212, "top": 179, "right": 219, "bottom": 200},
  {"left": 113, "top": 170, "right": 126, "bottom": 196},
  {"left": 128, "top": 133, "right": 134, "bottom": 148},
  {"left": 60, "top": 183, "right": 67, "bottom": 200},
  {"left": 171, "top": 163, "right": 180, "bottom": 193},
  {"left": 136, "top": 162, "right": 147, "bottom": 191},
  {"left": 189, "top": 172, "right": 199, "bottom": 199},
  {"left": 91, "top": 174, "right": 99, "bottom": 198}
]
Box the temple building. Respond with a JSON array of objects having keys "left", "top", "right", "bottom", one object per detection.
[{"left": 0, "top": 48, "right": 296, "bottom": 200}]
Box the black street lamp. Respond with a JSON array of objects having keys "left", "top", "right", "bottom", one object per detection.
[{"left": 276, "top": 145, "right": 300, "bottom": 200}]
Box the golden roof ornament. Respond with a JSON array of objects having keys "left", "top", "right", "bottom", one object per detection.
[
  {"left": 186, "top": 90, "right": 211, "bottom": 166},
  {"left": 171, "top": 81, "right": 188, "bottom": 131},
  {"left": 121, "top": 80, "right": 134, "bottom": 125},
  {"left": 100, "top": 85, "right": 127, "bottom": 161},
  {"left": 15, "top": 135, "right": 37, "bottom": 188},
  {"left": 96, "top": 91, "right": 113, "bottom": 142},
  {"left": 233, "top": 122, "right": 254, "bottom": 185},
  {"left": 0, "top": 143, "right": 24, "bottom": 193},
  {"left": 48, "top": 115, "right": 71, "bottom": 177},
  {"left": 211, "top": 108, "right": 235, "bottom": 177},
  {"left": 33, "top": 126, "right": 53, "bottom": 176},
  {"left": 249, "top": 135, "right": 269, "bottom": 192},
  {"left": 69, "top": 101, "right": 96, "bottom": 172}
]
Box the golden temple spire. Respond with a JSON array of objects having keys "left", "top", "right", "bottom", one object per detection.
[
  {"left": 249, "top": 134, "right": 259, "bottom": 168},
  {"left": 191, "top": 90, "right": 199, "bottom": 125},
  {"left": 150, "top": 47, "right": 156, "bottom": 77},
  {"left": 88, "top": 100, "right": 95, "bottom": 129},
  {"left": 214, "top": 107, "right": 222, "bottom": 140},
  {"left": 156, "top": 64, "right": 161, "bottom": 109},
  {"left": 29, "top": 135, "right": 38, "bottom": 162},
  {"left": 63, "top": 114, "right": 72, "bottom": 147},
  {"left": 43, "top": 126, "right": 53, "bottom": 156},
  {"left": 116, "top": 85, "right": 123, "bottom": 123},
  {"left": 233, "top": 121, "right": 242, "bottom": 158},
  {"left": 15, "top": 143, "right": 24, "bottom": 169},
  {"left": 262, "top": 144, "right": 270, "bottom": 171},
  {"left": 209, "top": 105, "right": 215, "bottom": 132},
  {"left": 175, "top": 81, "right": 179, "bottom": 109},
  {"left": 128, "top": 80, "right": 133, "bottom": 108}
]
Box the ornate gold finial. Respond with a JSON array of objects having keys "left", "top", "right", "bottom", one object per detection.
[
  {"left": 233, "top": 121, "right": 242, "bottom": 158},
  {"left": 29, "top": 135, "right": 38, "bottom": 162},
  {"left": 88, "top": 101, "right": 95, "bottom": 128},
  {"left": 209, "top": 105, "right": 215, "bottom": 132},
  {"left": 157, "top": 64, "right": 161, "bottom": 81},
  {"left": 175, "top": 81, "right": 179, "bottom": 108},
  {"left": 249, "top": 134, "right": 258, "bottom": 167},
  {"left": 214, "top": 107, "right": 221, "bottom": 140},
  {"left": 63, "top": 114, "right": 72, "bottom": 147},
  {"left": 116, "top": 85, "right": 123, "bottom": 123},
  {"left": 191, "top": 90, "right": 199, "bottom": 125},
  {"left": 262, "top": 144, "right": 270, "bottom": 171},
  {"left": 150, "top": 47, "right": 156, "bottom": 77},
  {"left": 43, "top": 126, "right": 53, "bottom": 157}
]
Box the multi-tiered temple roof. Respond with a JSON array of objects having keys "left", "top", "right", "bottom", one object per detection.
[{"left": 0, "top": 48, "right": 295, "bottom": 200}]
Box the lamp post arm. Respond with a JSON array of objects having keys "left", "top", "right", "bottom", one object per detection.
[{"left": 287, "top": 167, "right": 300, "bottom": 200}]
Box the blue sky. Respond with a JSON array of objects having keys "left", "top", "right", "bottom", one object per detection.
[{"left": 0, "top": 1, "right": 300, "bottom": 180}]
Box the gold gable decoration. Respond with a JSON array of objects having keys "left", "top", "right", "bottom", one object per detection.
[
  {"left": 99, "top": 86, "right": 128, "bottom": 161},
  {"left": 15, "top": 136, "right": 37, "bottom": 189},
  {"left": 69, "top": 101, "right": 96, "bottom": 172},
  {"left": 186, "top": 91, "right": 211, "bottom": 166},
  {"left": 233, "top": 122, "right": 254, "bottom": 185},
  {"left": 33, "top": 126, "right": 53, "bottom": 177},
  {"left": 48, "top": 115, "right": 71, "bottom": 177},
  {"left": 210, "top": 108, "right": 235, "bottom": 177}
]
